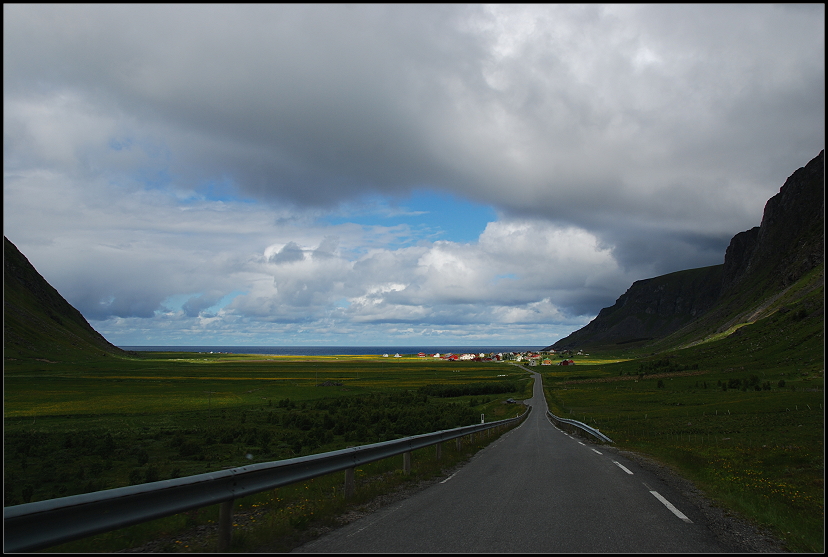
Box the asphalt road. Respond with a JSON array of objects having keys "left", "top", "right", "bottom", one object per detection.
[{"left": 294, "top": 370, "right": 728, "bottom": 553}]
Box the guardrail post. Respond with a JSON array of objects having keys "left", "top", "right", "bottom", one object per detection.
[
  {"left": 344, "top": 467, "right": 355, "bottom": 499},
  {"left": 435, "top": 442, "right": 442, "bottom": 461},
  {"left": 456, "top": 436, "right": 462, "bottom": 451},
  {"left": 403, "top": 451, "right": 411, "bottom": 475},
  {"left": 218, "top": 499, "right": 233, "bottom": 552}
]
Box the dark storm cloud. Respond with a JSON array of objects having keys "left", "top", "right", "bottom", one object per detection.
[
  {"left": 4, "top": 4, "right": 477, "bottom": 203},
  {"left": 6, "top": 5, "right": 822, "bottom": 225}
]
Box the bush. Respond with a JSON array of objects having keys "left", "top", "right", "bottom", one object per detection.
[
  {"left": 128, "top": 468, "right": 142, "bottom": 485},
  {"left": 129, "top": 446, "right": 149, "bottom": 466},
  {"left": 178, "top": 440, "right": 202, "bottom": 457},
  {"left": 418, "top": 381, "right": 520, "bottom": 398},
  {"left": 144, "top": 466, "right": 160, "bottom": 483}
]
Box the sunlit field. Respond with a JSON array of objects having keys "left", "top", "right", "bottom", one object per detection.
[{"left": 4, "top": 353, "right": 526, "bottom": 417}]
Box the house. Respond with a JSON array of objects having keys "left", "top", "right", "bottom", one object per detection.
[
  {"left": 418, "top": 352, "right": 426, "bottom": 358},
  {"left": 542, "top": 359, "right": 552, "bottom": 365},
  {"left": 559, "top": 359, "right": 575, "bottom": 366}
]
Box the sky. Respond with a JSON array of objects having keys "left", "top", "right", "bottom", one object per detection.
[{"left": 3, "top": 4, "right": 825, "bottom": 347}]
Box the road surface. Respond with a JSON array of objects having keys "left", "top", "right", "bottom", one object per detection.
[{"left": 294, "top": 369, "right": 728, "bottom": 553}]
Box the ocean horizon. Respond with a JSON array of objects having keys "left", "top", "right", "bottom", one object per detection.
[{"left": 119, "top": 345, "right": 543, "bottom": 356}]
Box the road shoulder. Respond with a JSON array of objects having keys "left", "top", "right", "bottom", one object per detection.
[{"left": 604, "top": 446, "right": 788, "bottom": 553}]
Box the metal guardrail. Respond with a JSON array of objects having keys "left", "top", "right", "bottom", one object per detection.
[
  {"left": 546, "top": 410, "right": 613, "bottom": 443},
  {"left": 4, "top": 408, "right": 529, "bottom": 553}
]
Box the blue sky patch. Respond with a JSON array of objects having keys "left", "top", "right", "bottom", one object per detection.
[{"left": 327, "top": 190, "right": 497, "bottom": 244}]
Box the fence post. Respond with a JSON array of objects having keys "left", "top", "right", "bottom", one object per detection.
[
  {"left": 218, "top": 499, "right": 234, "bottom": 552},
  {"left": 344, "top": 467, "right": 355, "bottom": 499},
  {"left": 403, "top": 451, "right": 411, "bottom": 475}
]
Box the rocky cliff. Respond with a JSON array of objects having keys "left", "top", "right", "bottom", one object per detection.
[
  {"left": 547, "top": 265, "right": 723, "bottom": 349},
  {"left": 721, "top": 149, "right": 824, "bottom": 294},
  {"left": 548, "top": 149, "right": 824, "bottom": 351}
]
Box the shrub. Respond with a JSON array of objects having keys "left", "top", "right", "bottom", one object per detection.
[
  {"left": 144, "top": 466, "right": 160, "bottom": 483},
  {"left": 128, "top": 469, "right": 142, "bottom": 485},
  {"left": 178, "top": 440, "right": 202, "bottom": 457}
]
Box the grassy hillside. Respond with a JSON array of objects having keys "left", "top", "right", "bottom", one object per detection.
[
  {"left": 648, "top": 263, "right": 824, "bottom": 356},
  {"left": 4, "top": 237, "right": 128, "bottom": 363}
]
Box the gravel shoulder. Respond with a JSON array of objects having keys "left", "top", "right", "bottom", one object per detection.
[{"left": 603, "top": 445, "right": 789, "bottom": 553}]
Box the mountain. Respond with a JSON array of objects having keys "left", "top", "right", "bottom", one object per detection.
[
  {"left": 4, "top": 236, "right": 127, "bottom": 362},
  {"left": 548, "top": 264, "right": 724, "bottom": 349},
  {"left": 548, "top": 149, "right": 824, "bottom": 351}
]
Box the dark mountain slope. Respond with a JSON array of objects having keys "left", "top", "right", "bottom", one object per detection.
[
  {"left": 549, "top": 149, "right": 824, "bottom": 351},
  {"left": 4, "top": 236, "right": 127, "bottom": 362}
]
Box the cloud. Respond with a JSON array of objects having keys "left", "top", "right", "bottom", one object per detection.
[
  {"left": 3, "top": 4, "right": 823, "bottom": 345},
  {"left": 267, "top": 242, "right": 306, "bottom": 265}
]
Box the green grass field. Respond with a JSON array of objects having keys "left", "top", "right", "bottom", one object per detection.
[
  {"left": 3, "top": 353, "right": 529, "bottom": 510},
  {"left": 4, "top": 353, "right": 527, "bottom": 417}
]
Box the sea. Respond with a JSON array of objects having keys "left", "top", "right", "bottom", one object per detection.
[{"left": 119, "top": 345, "right": 542, "bottom": 356}]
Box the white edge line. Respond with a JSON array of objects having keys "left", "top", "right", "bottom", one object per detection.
[
  {"left": 440, "top": 471, "right": 458, "bottom": 484},
  {"left": 591, "top": 448, "right": 602, "bottom": 454},
  {"left": 612, "top": 460, "right": 634, "bottom": 475},
  {"left": 650, "top": 490, "right": 693, "bottom": 523}
]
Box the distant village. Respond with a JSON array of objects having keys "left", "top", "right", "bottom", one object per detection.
[{"left": 381, "top": 349, "right": 588, "bottom": 366}]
